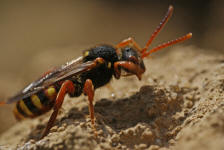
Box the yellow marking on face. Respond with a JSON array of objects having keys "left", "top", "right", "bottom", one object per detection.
[
  {"left": 31, "top": 95, "right": 43, "bottom": 109},
  {"left": 13, "top": 107, "right": 25, "bottom": 120},
  {"left": 19, "top": 100, "right": 33, "bottom": 116},
  {"left": 84, "top": 51, "right": 89, "bottom": 57},
  {"left": 108, "top": 62, "right": 111, "bottom": 68}
]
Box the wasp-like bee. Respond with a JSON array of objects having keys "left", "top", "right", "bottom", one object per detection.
[{"left": 0, "top": 6, "right": 192, "bottom": 138}]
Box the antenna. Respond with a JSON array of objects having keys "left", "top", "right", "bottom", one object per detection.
[{"left": 141, "top": 5, "right": 192, "bottom": 58}]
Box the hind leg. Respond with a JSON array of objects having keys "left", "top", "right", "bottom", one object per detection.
[{"left": 41, "top": 80, "right": 75, "bottom": 138}]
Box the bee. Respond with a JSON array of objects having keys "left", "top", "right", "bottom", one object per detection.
[{"left": 0, "top": 5, "right": 192, "bottom": 138}]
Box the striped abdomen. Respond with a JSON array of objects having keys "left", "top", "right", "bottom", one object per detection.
[{"left": 13, "top": 86, "right": 58, "bottom": 120}]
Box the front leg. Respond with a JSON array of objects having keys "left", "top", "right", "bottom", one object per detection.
[
  {"left": 83, "top": 79, "right": 97, "bottom": 136},
  {"left": 116, "top": 37, "right": 142, "bottom": 52},
  {"left": 114, "top": 61, "right": 145, "bottom": 80}
]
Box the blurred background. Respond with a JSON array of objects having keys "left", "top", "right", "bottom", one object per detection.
[{"left": 0, "top": 0, "right": 222, "bottom": 133}]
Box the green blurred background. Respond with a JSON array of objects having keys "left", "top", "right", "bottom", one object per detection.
[{"left": 0, "top": 0, "right": 222, "bottom": 133}]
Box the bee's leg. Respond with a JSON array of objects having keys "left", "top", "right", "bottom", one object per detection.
[
  {"left": 116, "top": 37, "right": 142, "bottom": 52},
  {"left": 83, "top": 79, "right": 97, "bottom": 136},
  {"left": 41, "top": 80, "right": 75, "bottom": 138},
  {"left": 114, "top": 61, "right": 145, "bottom": 80}
]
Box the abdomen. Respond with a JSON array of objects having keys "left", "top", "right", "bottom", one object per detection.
[{"left": 13, "top": 86, "right": 58, "bottom": 120}]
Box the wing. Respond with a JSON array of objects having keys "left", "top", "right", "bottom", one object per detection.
[{"left": 6, "top": 56, "right": 97, "bottom": 104}]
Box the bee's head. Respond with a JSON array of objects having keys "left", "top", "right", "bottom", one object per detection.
[
  {"left": 116, "top": 47, "right": 145, "bottom": 80},
  {"left": 114, "top": 5, "right": 192, "bottom": 80},
  {"left": 121, "top": 47, "right": 145, "bottom": 69}
]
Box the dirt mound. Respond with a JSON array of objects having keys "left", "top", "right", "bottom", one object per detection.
[{"left": 0, "top": 46, "right": 224, "bottom": 150}]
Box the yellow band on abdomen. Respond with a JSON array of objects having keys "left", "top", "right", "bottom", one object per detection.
[
  {"left": 19, "top": 100, "right": 33, "bottom": 117},
  {"left": 13, "top": 106, "right": 25, "bottom": 120},
  {"left": 31, "top": 94, "right": 43, "bottom": 109}
]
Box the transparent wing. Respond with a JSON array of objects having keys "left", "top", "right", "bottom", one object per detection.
[{"left": 6, "top": 56, "right": 96, "bottom": 103}]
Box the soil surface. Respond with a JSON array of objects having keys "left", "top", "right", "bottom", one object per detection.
[{"left": 0, "top": 46, "right": 224, "bottom": 150}]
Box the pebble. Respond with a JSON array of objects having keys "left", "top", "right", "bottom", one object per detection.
[
  {"left": 138, "top": 143, "right": 147, "bottom": 149},
  {"left": 185, "top": 101, "right": 193, "bottom": 108},
  {"left": 58, "top": 126, "right": 65, "bottom": 132},
  {"left": 50, "top": 126, "right": 58, "bottom": 132},
  {"left": 141, "top": 129, "right": 153, "bottom": 140},
  {"left": 111, "top": 134, "right": 119, "bottom": 143},
  {"left": 148, "top": 145, "right": 160, "bottom": 150},
  {"left": 100, "top": 143, "right": 111, "bottom": 150}
]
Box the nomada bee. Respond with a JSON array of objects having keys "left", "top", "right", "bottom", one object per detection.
[{"left": 0, "top": 6, "right": 192, "bottom": 138}]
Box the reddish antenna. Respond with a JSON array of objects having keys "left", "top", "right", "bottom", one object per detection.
[{"left": 141, "top": 5, "right": 192, "bottom": 58}]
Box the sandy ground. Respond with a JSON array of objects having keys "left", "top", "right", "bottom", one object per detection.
[{"left": 0, "top": 46, "right": 224, "bottom": 150}]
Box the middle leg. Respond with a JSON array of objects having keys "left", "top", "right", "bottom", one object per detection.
[{"left": 83, "top": 79, "right": 97, "bottom": 136}]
